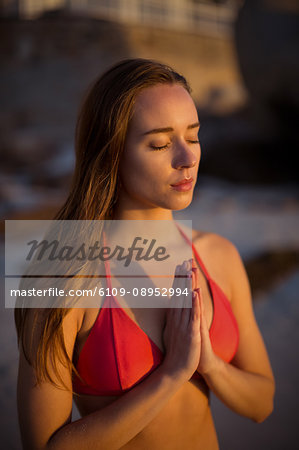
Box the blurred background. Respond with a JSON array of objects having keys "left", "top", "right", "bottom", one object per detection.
[{"left": 1, "top": 0, "right": 298, "bottom": 448}]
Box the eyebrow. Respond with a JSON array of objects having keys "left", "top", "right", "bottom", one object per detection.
[{"left": 141, "top": 121, "right": 200, "bottom": 136}]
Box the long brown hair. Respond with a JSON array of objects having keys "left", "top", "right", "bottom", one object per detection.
[{"left": 14, "top": 58, "right": 192, "bottom": 392}]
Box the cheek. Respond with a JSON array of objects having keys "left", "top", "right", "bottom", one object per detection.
[{"left": 120, "top": 148, "right": 165, "bottom": 189}]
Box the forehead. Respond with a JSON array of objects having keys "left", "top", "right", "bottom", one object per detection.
[{"left": 130, "top": 84, "right": 198, "bottom": 132}]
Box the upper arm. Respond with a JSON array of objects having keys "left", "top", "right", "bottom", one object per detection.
[
  {"left": 224, "top": 241, "right": 275, "bottom": 384},
  {"left": 17, "top": 308, "right": 84, "bottom": 450}
]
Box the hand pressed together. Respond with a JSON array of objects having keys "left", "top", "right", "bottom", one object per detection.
[{"left": 162, "top": 258, "right": 219, "bottom": 382}]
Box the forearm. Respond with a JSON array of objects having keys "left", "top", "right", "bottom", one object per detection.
[
  {"left": 201, "top": 357, "right": 275, "bottom": 423},
  {"left": 47, "top": 366, "right": 183, "bottom": 450}
]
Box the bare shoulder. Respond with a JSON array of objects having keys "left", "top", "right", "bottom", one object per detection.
[
  {"left": 192, "top": 229, "right": 245, "bottom": 302},
  {"left": 192, "top": 229, "right": 241, "bottom": 267}
]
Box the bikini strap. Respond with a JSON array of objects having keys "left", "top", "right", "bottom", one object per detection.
[
  {"left": 175, "top": 222, "right": 211, "bottom": 281},
  {"left": 103, "top": 224, "right": 211, "bottom": 289}
]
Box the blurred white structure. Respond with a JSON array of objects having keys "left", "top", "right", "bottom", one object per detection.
[{"left": 2, "top": 0, "right": 240, "bottom": 37}]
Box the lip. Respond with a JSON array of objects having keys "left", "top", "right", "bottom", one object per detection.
[
  {"left": 171, "top": 177, "right": 194, "bottom": 186},
  {"left": 170, "top": 178, "right": 194, "bottom": 192}
]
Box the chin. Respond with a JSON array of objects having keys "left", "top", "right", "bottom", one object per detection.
[{"left": 167, "top": 195, "right": 194, "bottom": 211}]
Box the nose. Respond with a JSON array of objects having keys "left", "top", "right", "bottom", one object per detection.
[{"left": 172, "top": 141, "right": 199, "bottom": 170}]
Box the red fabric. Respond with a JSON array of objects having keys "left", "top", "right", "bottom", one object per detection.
[{"left": 72, "top": 224, "right": 239, "bottom": 396}]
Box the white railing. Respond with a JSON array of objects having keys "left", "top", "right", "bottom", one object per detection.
[{"left": 17, "top": 0, "right": 239, "bottom": 38}]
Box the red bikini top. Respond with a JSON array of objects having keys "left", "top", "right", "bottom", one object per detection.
[{"left": 72, "top": 224, "right": 239, "bottom": 396}]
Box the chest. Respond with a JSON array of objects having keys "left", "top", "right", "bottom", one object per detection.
[{"left": 75, "top": 256, "right": 219, "bottom": 360}]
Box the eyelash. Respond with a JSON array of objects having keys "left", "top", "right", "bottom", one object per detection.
[{"left": 150, "top": 140, "right": 200, "bottom": 151}]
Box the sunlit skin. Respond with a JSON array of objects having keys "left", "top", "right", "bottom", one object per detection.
[
  {"left": 113, "top": 83, "right": 201, "bottom": 221},
  {"left": 17, "top": 83, "right": 275, "bottom": 450},
  {"left": 72, "top": 84, "right": 273, "bottom": 448},
  {"left": 74, "top": 83, "right": 219, "bottom": 449}
]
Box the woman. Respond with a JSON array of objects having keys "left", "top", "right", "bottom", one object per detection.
[{"left": 15, "top": 58, "right": 275, "bottom": 449}]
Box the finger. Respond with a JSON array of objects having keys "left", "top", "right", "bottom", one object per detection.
[
  {"left": 178, "top": 260, "right": 189, "bottom": 309},
  {"left": 168, "top": 263, "right": 181, "bottom": 317},
  {"left": 197, "top": 288, "right": 209, "bottom": 338},
  {"left": 192, "top": 263, "right": 200, "bottom": 291},
  {"left": 171, "top": 263, "right": 181, "bottom": 292},
  {"left": 191, "top": 267, "right": 196, "bottom": 291},
  {"left": 189, "top": 289, "right": 200, "bottom": 327},
  {"left": 172, "top": 264, "right": 185, "bottom": 325},
  {"left": 179, "top": 259, "right": 192, "bottom": 328},
  {"left": 181, "top": 280, "right": 192, "bottom": 329},
  {"left": 171, "top": 262, "right": 185, "bottom": 304},
  {"left": 178, "top": 262, "right": 187, "bottom": 307},
  {"left": 184, "top": 262, "right": 192, "bottom": 309},
  {"left": 187, "top": 270, "right": 193, "bottom": 308}
]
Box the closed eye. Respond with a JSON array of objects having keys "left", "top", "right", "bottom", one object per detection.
[
  {"left": 150, "top": 140, "right": 200, "bottom": 151},
  {"left": 150, "top": 144, "right": 170, "bottom": 151}
]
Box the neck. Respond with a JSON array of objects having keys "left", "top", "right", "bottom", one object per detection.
[
  {"left": 111, "top": 195, "right": 174, "bottom": 221},
  {"left": 108, "top": 211, "right": 184, "bottom": 256},
  {"left": 108, "top": 190, "right": 190, "bottom": 252}
]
